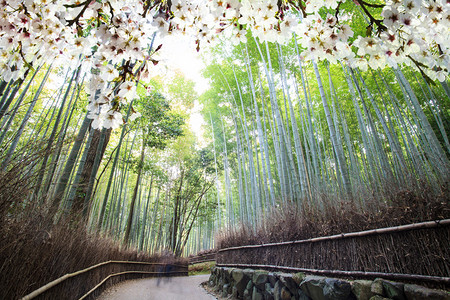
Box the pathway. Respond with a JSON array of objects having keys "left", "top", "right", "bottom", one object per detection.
[{"left": 96, "top": 274, "right": 216, "bottom": 300}]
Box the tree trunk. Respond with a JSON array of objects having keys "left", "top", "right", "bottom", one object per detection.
[
  {"left": 123, "top": 138, "right": 146, "bottom": 246},
  {"left": 50, "top": 113, "right": 92, "bottom": 217},
  {"left": 71, "top": 127, "right": 111, "bottom": 215}
]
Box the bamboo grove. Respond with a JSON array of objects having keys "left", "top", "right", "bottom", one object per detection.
[
  {"left": 0, "top": 58, "right": 219, "bottom": 256},
  {"left": 1, "top": 14, "right": 449, "bottom": 258},
  {"left": 200, "top": 37, "right": 450, "bottom": 239}
]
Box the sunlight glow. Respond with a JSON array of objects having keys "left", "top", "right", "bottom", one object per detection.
[
  {"left": 159, "top": 35, "right": 209, "bottom": 94},
  {"left": 159, "top": 35, "right": 209, "bottom": 147}
]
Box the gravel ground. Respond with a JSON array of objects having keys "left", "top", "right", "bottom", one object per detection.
[{"left": 96, "top": 275, "right": 216, "bottom": 300}]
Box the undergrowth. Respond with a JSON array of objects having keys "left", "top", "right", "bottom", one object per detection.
[
  {"left": 216, "top": 178, "right": 450, "bottom": 249},
  {"left": 189, "top": 261, "right": 215, "bottom": 275},
  {"left": 0, "top": 149, "right": 184, "bottom": 299}
]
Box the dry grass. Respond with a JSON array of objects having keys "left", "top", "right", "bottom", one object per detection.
[
  {"left": 216, "top": 179, "right": 450, "bottom": 248},
  {"left": 0, "top": 149, "right": 186, "bottom": 300},
  {"left": 189, "top": 261, "right": 215, "bottom": 275}
]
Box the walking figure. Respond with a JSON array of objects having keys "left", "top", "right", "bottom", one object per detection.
[
  {"left": 165, "top": 263, "right": 173, "bottom": 283},
  {"left": 156, "top": 264, "right": 165, "bottom": 286}
]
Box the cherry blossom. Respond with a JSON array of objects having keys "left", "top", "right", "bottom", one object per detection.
[{"left": 0, "top": 0, "right": 448, "bottom": 129}]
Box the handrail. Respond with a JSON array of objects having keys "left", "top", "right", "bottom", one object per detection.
[
  {"left": 189, "top": 252, "right": 217, "bottom": 265},
  {"left": 189, "top": 259, "right": 216, "bottom": 265},
  {"left": 78, "top": 270, "right": 187, "bottom": 300},
  {"left": 216, "top": 263, "right": 450, "bottom": 285},
  {"left": 20, "top": 260, "right": 188, "bottom": 300},
  {"left": 218, "top": 219, "right": 450, "bottom": 252}
]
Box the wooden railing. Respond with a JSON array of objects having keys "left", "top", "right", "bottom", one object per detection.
[
  {"left": 218, "top": 219, "right": 450, "bottom": 253},
  {"left": 21, "top": 261, "right": 188, "bottom": 300},
  {"left": 216, "top": 219, "right": 450, "bottom": 287},
  {"left": 189, "top": 252, "right": 217, "bottom": 265}
]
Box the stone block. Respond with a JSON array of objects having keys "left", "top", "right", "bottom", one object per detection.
[
  {"left": 223, "top": 284, "right": 230, "bottom": 298},
  {"left": 404, "top": 284, "right": 450, "bottom": 300},
  {"left": 274, "top": 280, "right": 283, "bottom": 300},
  {"left": 369, "top": 296, "right": 391, "bottom": 300},
  {"left": 280, "top": 274, "right": 301, "bottom": 296},
  {"left": 233, "top": 268, "right": 252, "bottom": 298},
  {"left": 265, "top": 282, "right": 275, "bottom": 299},
  {"left": 300, "top": 275, "right": 351, "bottom": 300},
  {"left": 232, "top": 286, "right": 238, "bottom": 299},
  {"left": 268, "top": 273, "right": 278, "bottom": 286},
  {"left": 218, "top": 277, "right": 224, "bottom": 292},
  {"left": 281, "top": 286, "right": 293, "bottom": 300},
  {"left": 352, "top": 280, "right": 375, "bottom": 300},
  {"left": 246, "top": 280, "right": 255, "bottom": 298},
  {"left": 253, "top": 286, "right": 264, "bottom": 300},
  {"left": 253, "top": 270, "right": 270, "bottom": 290},
  {"left": 323, "top": 278, "right": 352, "bottom": 300},
  {"left": 244, "top": 288, "right": 252, "bottom": 300},
  {"left": 298, "top": 289, "right": 312, "bottom": 300},
  {"left": 293, "top": 273, "right": 307, "bottom": 285},
  {"left": 371, "top": 279, "right": 385, "bottom": 296},
  {"left": 300, "top": 275, "right": 327, "bottom": 300},
  {"left": 244, "top": 269, "right": 255, "bottom": 278},
  {"left": 208, "top": 274, "right": 216, "bottom": 287},
  {"left": 381, "top": 279, "right": 405, "bottom": 300},
  {"left": 300, "top": 276, "right": 351, "bottom": 300}
]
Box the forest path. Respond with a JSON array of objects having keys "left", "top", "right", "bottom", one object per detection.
[{"left": 96, "top": 274, "right": 215, "bottom": 300}]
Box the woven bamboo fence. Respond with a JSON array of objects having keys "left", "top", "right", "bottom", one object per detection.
[
  {"left": 189, "top": 252, "right": 217, "bottom": 265},
  {"left": 20, "top": 260, "right": 188, "bottom": 300},
  {"left": 216, "top": 219, "right": 450, "bottom": 287}
]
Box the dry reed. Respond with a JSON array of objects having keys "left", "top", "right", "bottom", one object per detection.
[{"left": 0, "top": 146, "right": 187, "bottom": 300}]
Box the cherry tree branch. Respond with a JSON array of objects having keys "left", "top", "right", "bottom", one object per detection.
[
  {"left": 354, "top": 0, "right": 386, "bottom": 34},
  {"left": 65, "top": 0, "right": 91, "bottom": 27}
]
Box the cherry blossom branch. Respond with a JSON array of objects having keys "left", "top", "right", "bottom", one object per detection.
[
  {"left": 143, "top": 0, "right": 166, "bottom": 18},
  {"left": 0, "top": 0, "right": 448, "bottom": 129},
  {"left": 334, "top": 1, "right": 342, "bottom": 22},
  {"left": 65, "top": 0, "right": 91, "bottom": 27},
  {"left": 18, "top": 42, "right": 34, "bottom": 71},
  {"left": 358, "top": 0, "right": 384, "bottom": 9},
  {"left": 406, "top": 54, "right": 436, "bottom": 86},
  {"left": 287, "top": 1, "right": 307, "bottom": 18},
  {"left": 354, "top": 0, "right": 386, "bottom": 34}
]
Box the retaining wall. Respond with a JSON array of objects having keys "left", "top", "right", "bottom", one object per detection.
[{"left": 208, "top": 267, "right": 450, "bottom": 300}]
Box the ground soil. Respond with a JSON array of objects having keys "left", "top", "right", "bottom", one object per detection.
[{"left": 96, "top": 274, "right": 216, "bottom": 300}]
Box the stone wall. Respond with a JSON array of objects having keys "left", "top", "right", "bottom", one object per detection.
[{"left": 208, "top": 267, "right": 450, "bottom": 300}]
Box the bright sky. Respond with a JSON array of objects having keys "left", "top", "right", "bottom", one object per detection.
[
  {"left": 47, "top": 34, "right": 210, "bottom": 146},
  {"left": 158, "top": 35, "right": 209, "bottom": 147},
  {"left": 159, "top": 35, "right": 210, "bottom": 94}
]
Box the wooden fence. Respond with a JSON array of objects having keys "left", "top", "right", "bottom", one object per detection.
[
  {"left": 189, "top": 252, "right": 217, "bottom": 265},
  {"left": 20, "top": 260, "right": 188, "bottom": 300},
  {"left": 216, "top": 219, "right": 450, "bottom": 287}
]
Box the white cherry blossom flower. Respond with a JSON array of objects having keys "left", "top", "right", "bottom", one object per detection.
[
  {"left": 129, "top": 111, "right": 142, "bottom": 121},
  {"left": 117, "top": 81, "right": 137, "bottom": 101},
  {"left": 103, "top": 111, "right": 123, "bottom": 129}
]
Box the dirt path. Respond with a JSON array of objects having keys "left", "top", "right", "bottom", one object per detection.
[{"left": 96, "top": 274, "right": 216, "bottom": 300}]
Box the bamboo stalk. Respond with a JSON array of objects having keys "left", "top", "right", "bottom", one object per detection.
[
  {"left": 218, "top": 219, "right": 450, "bottom": 252},
  {"left": 20, "top": 261, "right": 188, "bottom": 300},
  {"left": 215, "top": 263, "right": 450, "bottom": 285}
]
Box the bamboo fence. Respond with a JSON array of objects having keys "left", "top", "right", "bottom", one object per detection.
[
  {"left": 20, "top": 260, "right": 188, "bottom": 300},
  {"left": 189, "top": 252, "right": 217, "bottom": 265},
  {"left": 216, "top": 219, "right": 450, "bottom": 287}
]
